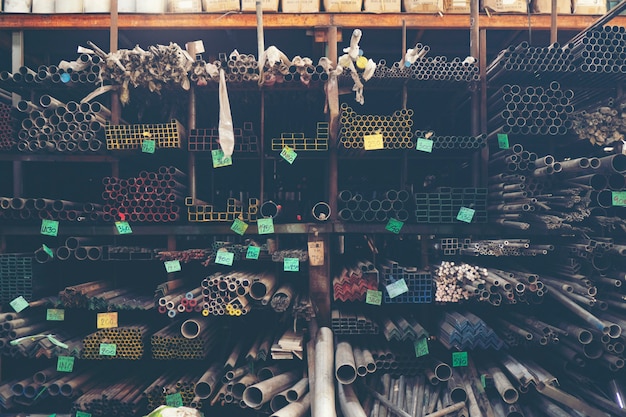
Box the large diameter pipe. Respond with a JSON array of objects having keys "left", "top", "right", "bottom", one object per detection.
[
  {"left": 335, "top": 340, "right": 357, "bottom": 384},
  {"left": 286, "top": 377, "right": 309, "bottom": 402},
  {"left": 488, "top": 364, "right": 519, "bottom": 404},
  {"left": 271, "top": 392, "right": 311, "bottom": 417},
  {"left": 313, "top": 327, "right": 336, "bottom": 417},
  {"left": 243, "top": 370, "right": 301, "bottom": 408},
  {"left": 338, "top": 383, "right": 367, "bottom": 417}
]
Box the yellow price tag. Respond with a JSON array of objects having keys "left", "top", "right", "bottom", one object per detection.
[
  {"left": 96, "top": 312, "right": 118, "bottom": 329},
  {"left": 364, "top": 133, "right": 384, "bottom": 150}
]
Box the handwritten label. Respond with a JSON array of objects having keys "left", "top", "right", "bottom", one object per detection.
[
  {"left": 40, "top": 219, "right": 59, "bottom": 237},
  {"left": 141, "top": 139, "right": 156, "bottom": 154},
  {"left": 307, "top": 241, "right": 324, "bottom": 266},
  {"left": 47, "top": 309, "right": 65, "bottom": 321},
  {"left": 215, "top": 251, "right": 234, "bottom": 266},
  {"left": 612, "top": 191, "right": 626, "bottom": 206},
  {"left": 386, "top": 278, "right": 409, "bottom": 298},
  {"left": 452, "top": 351, "right": 468, "bottom": 367},
  {"left": 76, "top": 412, "right": 92, "bottom": 417},
  {"left": 280, "top": 146, "right": 298, "bottom": 164},
  {"left": 115, "top": 221, "right": 132, "bottom": 234},
  {"left": 365, "top": 290, "right": 382, "bottom": 305},
  {"left": 456, "top": 207, "right": 475, "bottom": 223},
  {"left": 497, "top": 133, "right": 510, "bottom": 149},
  {"left": 385, "top": 218, "right": 404, "bottom": 234},
  {"left": 10, "top": 296, "right": 29, "bottom": 313},
  {"left": 212, "top": 149, "right": 233, "bottom": 168},
  {"left": 363, "top": 133, "right": 384, "bottom": 150},
  {"left": 414, "top": 337, "right": 429, "bottom": 357},
  {"left": 164, "top": 260, "right": 182, "bottom": 273},
  {"left": 56, "top": 356, "right": 74, "bottom": 372},
  {"left": 99, "top": 343, "right": 117, "bottom": 356},
  {"left": 284, "top": 258, "right": 299, "bottom": 272},
  {"left": 96, "top": 312, "right": 118, "bottom": 329},
  {"left": 42, "top": 244, "right": 54, "bottom": 258},
  {"left": 257, "top": 218, "right": 275, "bottom": 235},
  {"left": 230, "top": 218, "right": 249, "bottom": 235},
  {"left": 416, "top": 138, "right": 434, "bottom": 153},
  {"left": 246, "top": 246, "right": 261, "bottom": 259},
  {"left": 166, "top": 392, "right": 184, "bottom": 407}
]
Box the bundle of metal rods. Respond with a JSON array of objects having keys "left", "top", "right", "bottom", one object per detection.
[
  {"left": 189, "top": 121, "right": 258, "bottom": 152},
  {"left": 338, "top": 189, "right": 410, "bottom": 223},
  {"left": 339, "top": 104, "right": 414, "bottom": 151},
  {"left": 81, "top": 325, "right": 150, "bottom": 360},
  {"left": 331, "top": 310, "right": 379, "bottom": 335},
  {"left": 380, "top": 260, "right": 433, "bottom": 304},
  {"left": 144, "top": 368, "right": 204, "bottom": 410},
  {"left": 74, "top": 374, "right": 150, "bottom": 417},
  {"left": 488, "top": 311, "right": 565, "bottom": 348},
  {"left": 0, "top": 55, "right": 102, "bottom": 87},
  {"left": 0, "top": 102, "right": 14, "bottom": 150},
  {"left": 157, "top": 249, "right": 210, "bottom": 262},
  {"left": 0, "top": 196, "right": 104, "bottom": 222},
  {"left": 487, "top": 82, "right": 574, "bottom": 137},
  {"left": 14, "top": 96, "right": 106, "bottom": 153},
  {"left": 438, "top": 311, "right": 506, "bottom": 350},
  {"left": 271, "top": 249, "right": 308, "bottom": 262},
  {"left": 333, "top": 260, "right": 379, "bottom": 302},
  {"left": 0, "top": 254, "right": 33, "bottom": 304},
  {"left": 414, "top": 130, "right": 487, "bottom": 150},
  {"left": 200, "top": 270, "right": 278, "bottom": 316},
  {"left": 151, "top": 319, "right": 220, "bottom": 360},
  {"left": 570, "top": 97, "right": 626, "bottom": 146},
  {"left": 101, "top": 166, "right": 187, "bottom": 222},
  {"left": 453, "top": 238, "right": 555, "bottom": 256}
]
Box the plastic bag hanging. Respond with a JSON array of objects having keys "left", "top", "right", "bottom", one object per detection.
[{"left": 218, "top": 68, "right": 235, "bottom": 157}]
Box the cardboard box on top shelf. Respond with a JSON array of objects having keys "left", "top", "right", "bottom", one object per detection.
[
  {"left": 572, "top": 0, "right": 606, "bottom": 14},
  {"left": 482, "top": 0, "right": 527, "bottom": 13},
  {"left": 203, "top": 0, "right": 240, "bottom": 11},
  {"left": 242, "top": 0, "right": 279, "bottom": 11},
  {"left": 403, "top": 0, "right": 444, "bottom": 13},
  {"left": 364, "top": 0, "right": 401, "bottom": 12},
  {"left": 324, "top": 0, "right": 362, "bottom": 12},
  {"left": 282, "top": 0, "right": 320, "bottom": 12},
  {"left": 168, "top": 0, "right": 203, "bottom": 12},
  {"left": 444, "top": 0, "right": 470, "bottom": 13},
  {"left": 532, "top": 0, "right": 571, "bottom": 13}
]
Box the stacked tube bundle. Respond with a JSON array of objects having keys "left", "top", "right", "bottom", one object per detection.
[
  {"left": 0, "top": 102, "right": 14, "bottom": 150},
  {"left": 414, "top": 188, "right": 488, "bottom": 223},
  {"left": 189, "top": 121, "right": 258, "bottom": 152},
  {"left": 380, "top": 260, "right": 432, "bottom": 304},
  {"left": 81, "top": 325, "right": 150, "bottom": 360},
  {"left": 0, "top": 254, "right": 33, "bottom": 304},
  {"left": 0, "top": 196, "right": 104, "bottom": 222},
  {"left": 339, "top": 104, "right": 414, "bottom": 150},
  {"left": 338, "top": 189, "right": 410, "bottom": 223}
]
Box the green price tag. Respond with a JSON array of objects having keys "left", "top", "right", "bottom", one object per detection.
[
  {"left": 40, "top": 219, "right": 59, "bottom": 237},
  {"left": 76, "top": 412, "right": 92, "bottom": 417},
  {"left": 456, "top": 207, "right": 475, "bottom": 223},
  {"left": 57, "top": 356, "right": 74, "bottom": 372},
  {"left": 452, "top": 351, "right": 468, "bottom": 367},
  {"left": 416, "top": 138, "right": 434, "bottom": 153},
  {"left": 414, "top": 337, "right": 429, "bottom": 357},
  {"left": 280, "top": 146, "right": 298, "bottom": 164},
  {"left": 246, "top": 246, "right": 261, "bottom": 260},
  {"left": 386, "top": 278, "right": 409, "bottom": 298},
  {"left": 47, "top": 308, "right": 65, "bottom": 321},
  {"left": 10, "top": 296, "right": 29, "bottom": 313},
  {"left": 166, "top": 392, "right": 184, "bottom": 407},
  {"left": 385, "top": 218, "right": 404, "bottom": 234},
  {"left": 141, "top": 139, "right": 156, "bottom": 154},
  {"left": 215, "top": 251, "right": 234, "bottom": 266},
  {"left": 42, "top": 244, "right": 54, "bottom": 258},
  {"left": 99, "top": 343, "right": 117, "bottom": 356},
  {"left": 497, "top": 133, "right": 509, "bottom": 149},
  {"left": 481, "top": 374, "right": 487, "bottom": 388},
  {"left": 212, "top": 149, "right": 233, "bottom": 168},
  {"left": 612, "top": 191, "right": 626, "bottom": 206},
  {"left": 365, "top": 290, "right": 382, "bottom": 305},
  {"left": 284, "top": 257, "right": 299, "bottom": 272},
  {"left": 257, "top": 218, "right": 275, "bottom": 235},
  {"left": 231, "top": 218, "right": 249, "bottom": 235},
  {"left": 164, "top": 260, "right": 181, "bottom": 273},
  {"left": 115, "top": 221, "right": 132, "bottom": 234}
]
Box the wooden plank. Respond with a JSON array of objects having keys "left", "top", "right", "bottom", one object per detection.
[
  {"left": 308, "top": 233, "right": 330, "bottom": 327},
  {"left": 0, "top": 13, "right": 624, "bottom": 30}
]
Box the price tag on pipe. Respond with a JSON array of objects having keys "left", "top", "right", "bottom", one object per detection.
[
  {"left": 230, "top": 218, "right": 249, "bottom": 235},
  {"left": 47, "top": 309, "right": 65, "bottom": 321},
  {"left": 497, "top": 133, "right": 510, "bottom": 149},
  {"left": 42, "top": 244, "right": 54, "bottom": 258},
  {"left": 452, "top": 351, "right": 468, "bottom": 367},
  {"left": 99, "top": 343, "right": 117, "bottom": 356},
  {"left": 414, "top": 337, "right": 429, "bottom": 357},
  {"left": 10, "top": 296, "right": 29, "bottom": 313},
  {"left": 385, "top": 278, "right": 409, "bottom": 298},
  {"left": 280, "top": 146, "right": 298, "bottom": 164},
  {"left": 215, "top": 251, "right": 234, "bottom": 266},
  {"left": 166, "top": 392, "right": 184, "bottom": 407},
  {"left": 385, "top": 218, "right": 404, "bottom": 234},
  {"left": 257, "top": 218, "right": 274, "bottom": 235},
  {"left": 212, "top": 149, "right": 232, "bottom": 168},
  {"left": 40, "top": 219, "right": 59, "bottom": 237},
  {"left": 97, "top": 312, "right": 118, "bottom": 329},
  {"left": 307, "top": 241, "right": 324, "bottom": 266},
  {"left": 141, "top": 138, "right": 156, "bottom": 154},
  {"left": 612, "top": 191, "right": 626, "bottom": 206},
  {"left": 76, "top": 412, "right": 92, "bottom": 417},
  {"left": 365, "top": 290, "right": 382, "bottom": 306},
  {"left": 284, "top": 258, "right": 300, "bottom": 272},
  {"left": 56, "top": 356, "right": 74, "bottom": 372},
  {"left": 456, "top": 207, "right": 475, "bottom": 223},
  {"left": 164, "top": 260, "right": 182, "bottom": 273},
  {"left": 115, "top": 221, "right": 132, "bottom": 235},
  {"left": 416, "top": 138, "right": 434, "bottom": 153},
  {"left": 246, "top": 246, "right": 261, "bottom": 260},
  {"left": 364, "top": 133, "right": 384, "bottom": 150}
]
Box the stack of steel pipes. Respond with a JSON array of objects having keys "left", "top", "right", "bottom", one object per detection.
[
  {"left": 338, "top": 189, "right": 410, "bottom": 223},
  {"left": 414, "top": 130, "right": 487, "bottom": 150},
  {"left": 0, "top": 196, "right": 104, "bottom": 222},
  {"left": 368, "top": 340, "right": 432, "bottom": 376},
  {"left": 57, "top": 280, "right": 152, "bottom": 311},
  {"left": 157, "top": 248, "right": 210, "bottom": 263},
  {"left": 0, "top": 365, "right": 56, "bottom": 409},
  {"left": 0, "top": 254, "right": 33, "bottom": 304},
  {"left": 565, "top": 25, "right": 626, "bottom": 82},
  {"left": 489, "top": 312, "right": 565, "bottom": 348},
  {"left": 570, "top": 97, "right": 626, "bottom": 146},
  {"left": 14, "top": 96, "right": 106, "bottom": 153},
  {"left": 101, "top": 166, "right": 187, "bottom": 222},
  {"left": 157, "top": 286, "right": 203, "bottom": 318},
  {"left": 200, "top": 270, "right": 278, "bottom": 316},
  {"left": 73, "top": 375, "right": 150, "bottom": 417},
  {"left": 272, "top": 249, "right": 309, "bottom": 263},
  {"left": 81, "top": 325, "right": 151, "bottom": 360},
  {"left": 333, "top": 260, "right": 379, "bottom": 302},
  {"left": 0, "top": 55, "right": 102, "bottom": 86},
  {"left": 0, "top": 316, "right": 82, "bottom": 358},
  {"left": 414, "top": 187, "right": 488, "bottom": 223},
  {"left": 438, "top": 311, "right": 506, "bottom": 350},
  {"left": 454, "top": 238, "right": 555, "bottom": 256},
  {"left": 380, "top": 260, "right": 432, "bottom": 304},
  {"left": 151, "top": 319, "right": 220, "bottom": 360},
  {"left": 0, "top": 102, "right": 14, "bottom": 150},
  {"left": 339, "top": 104, "right": 414, "bottom": 151},
  {"left": 189, "top": 121, "right": 258, "bottom": 152},
  {"left": 487, "top": 82, "right": 574, "bottom": 137},
  {"left": 331, "top": 310, "right": 379, "bottom": 335},
  {"left": 144, "top": 368, "right": 203, "bottom": 410}
]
